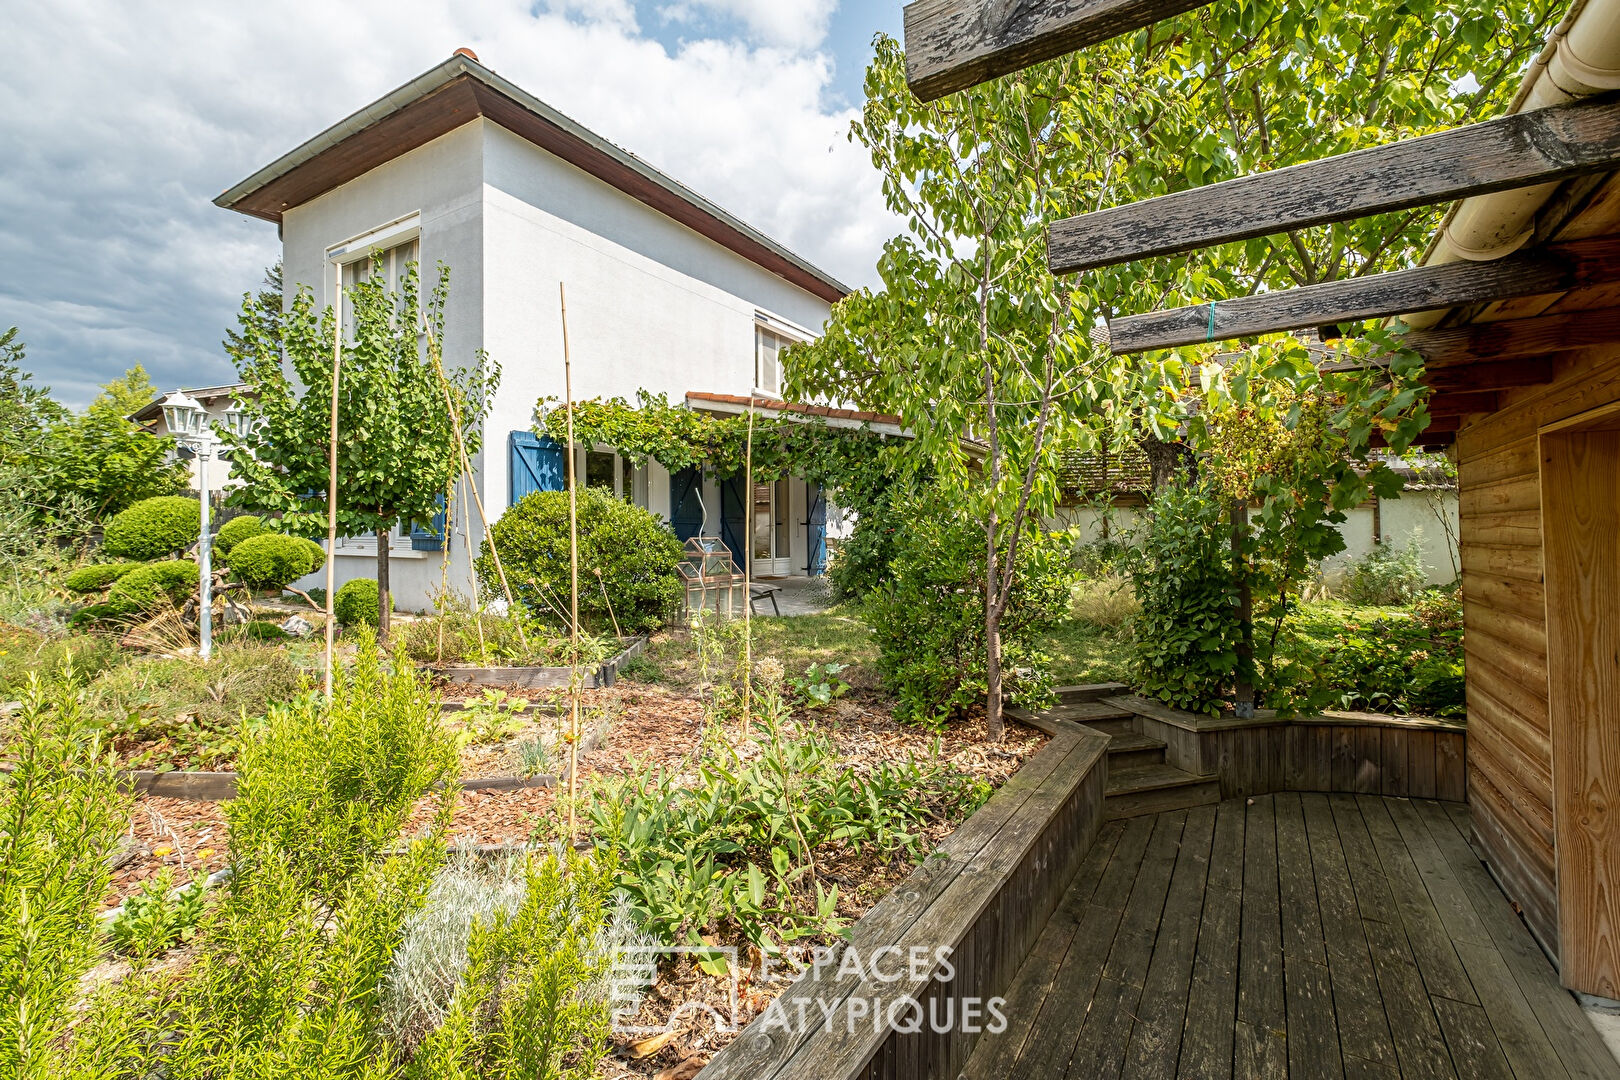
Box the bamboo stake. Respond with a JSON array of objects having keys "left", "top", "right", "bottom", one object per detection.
[
  {"left": 322, "top": 265, "right": 343, "bottom": 699},
  {"left": 560, "top": 282, "right": 582, "bottom": 838},
  {"left": 437, "top": 475, "right": 454, "bottom": 665},
  {"left": 420, "top": 316, "right": 528, "bottom": 651},
  {"left": 743, "top": 397, "right": 755, "bottom": 729}
]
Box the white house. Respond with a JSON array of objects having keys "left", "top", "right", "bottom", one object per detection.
[{"left": 213, "top": 50, "right": 851, "bottom": 611}]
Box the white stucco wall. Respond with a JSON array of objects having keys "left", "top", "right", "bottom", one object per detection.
[
  {"left": 271, "top": 116, "right": 833, "bottom": 610},
  {"left": 1052, "top": 490, "right": 1461, "bottom": 588}
]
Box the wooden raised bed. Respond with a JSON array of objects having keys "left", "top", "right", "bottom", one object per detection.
[
  {"left": 698, "top": 713, "right": 1111, "bottom": 1080},
  {"left": 427, "top": 635, "right": 647, "bottom": 689}
]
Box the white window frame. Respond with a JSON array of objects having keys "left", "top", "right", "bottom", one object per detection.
[{"left": 753, "top": 310, "right": 812, "bottom": 397}]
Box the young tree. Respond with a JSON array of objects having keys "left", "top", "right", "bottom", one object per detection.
[
  {"left": 222, "top": 259, "right": 499, "bottom": 642},
  {"left": 42, "top": 365, "right": 189, "bottom": 520},
  {"left": 0, "top": 328, "right": 66, "bottom": 529}
]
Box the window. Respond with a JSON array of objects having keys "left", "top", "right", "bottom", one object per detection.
[
  {"left": 585, "top": 449, "right": 616, "bottom": 492},
  {"left": 575, "top": 447, "right": 642, "bottom": 506},
  {"left": 756, "top": 327, "right": 789, "bottom": 396},
  {"left": 339, "top": 237, "right": 419, "bottom": 334},
  {"left": 752, "top": 478, "right": 792, "bottom": 566}
]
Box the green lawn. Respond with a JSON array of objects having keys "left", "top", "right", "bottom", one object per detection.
[
  {"left": 1042, "top": 620, "right": 1133, "bottom": 686},
  {"left": 627, "top": 607, "right": 881, "bottom": 691}
]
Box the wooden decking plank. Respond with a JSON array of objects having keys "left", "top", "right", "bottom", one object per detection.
[
  {"left": 1383, "top": 796, "right": 1493, "bottom": 948},
  {"left": 1301, "top": 794, "right": 1398, "bottom": 1070},
  {"left": 1431, "top": 997, "right": 1516, "bottom": 1080},
  {"left": 1122, "top": 804, "right": 1217, "bottom": 1080},
  {"left": 1413, "top": 799, "right": 1620, "bottom": 1080},
  {"left": 1276, "top": 794, "right": 1345, "bottom": 1080},
  {"left": 960, "top": 822, "right": 1126, "bottom": 1080},
  {"left": 1343, "top": 1054, "right": 1402, "bottom": 1080},
  {"left": 1360, "top": 914, "right": 1461, "bottom": 1080},
  {"left": 1329, "top": 793, "right": 1402, "bottom": 926},
  {"left": 1287, "top": 957, "right": 1344, "bottom": 1080},
  {"left": 1237, "top": 795, "right": 1288, "bottom": 1078},
  {"left": 1355, "top": 794, "right": 1480, "bottom": 1006},
  {"left": 1451, "top": 939, "right": 1573, "bottom": 1080},
  {"left": 1072, "top": 812, "right": 1187, "bottom": 1080},
  {"left": 1010, "top": 816, "right": 1154, "bottom": 1079},
  {"left": 1177, "top": 799, "right": 1244, "bottom": 1080}
]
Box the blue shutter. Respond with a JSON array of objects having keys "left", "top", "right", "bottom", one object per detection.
[
  {"left": 509, "top": 431, "right": 566, "bottom": 504},
  {"left": 805, "top": 482, "right": 827, "bottom": 576},
  {"left": 720, "top": 474, "right": 747, "bottom": 569},
  {"left": 669, "top": 466, "right": 704, "bottom": 542},
  {"left": 410, "top": 494, "right": 447, "bottom": 551}
]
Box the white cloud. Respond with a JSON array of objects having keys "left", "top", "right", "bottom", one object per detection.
[
  {"left": 657, "top": 0, "right": 840, "bottom": 49},
  {"left": 0, "top": 0, "right": 894, "bottom": 406}
]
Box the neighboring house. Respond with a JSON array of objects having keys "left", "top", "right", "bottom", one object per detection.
[
  {"left": 128, "top": 383, "right": 254, "bottom": 494},
  {"left": 1049, "top": 446, "right": 1461, "bottom": 586},
  {"left": 214, "top": 50, "right": 849, "bottom": 611}
]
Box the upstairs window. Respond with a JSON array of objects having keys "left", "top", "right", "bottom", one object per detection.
[{"left": 756, "top": 327, "right": 789, "bottom": 397}]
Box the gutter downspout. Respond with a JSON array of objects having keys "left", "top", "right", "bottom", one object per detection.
[{"left": 1409, "top": 0, "right": 1620, "bottom": 327}]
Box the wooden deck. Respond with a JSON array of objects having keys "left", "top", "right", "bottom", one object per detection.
[{"left": 963, "top": 793, "right": 1620, "bottom": 1080}]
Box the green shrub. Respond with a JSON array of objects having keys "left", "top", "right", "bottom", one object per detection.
[
  {"left": 828, "top": 498, "right": 903, "bottom": 600},
  {"left": 333, "top": 577, "right": 392, "bottom": 627},
  {"left": 0, "top": 677, "right": 132, "bottom": 1075},
  {"left": 62, "top": 561, "right": 143, "bottom": 593},
  {"left": 0, "top": 629, "right": 124, "bottom": 696},
  {"left": 105, "top": 559, "right": 196, "bottom": 616},
  {"left": 1340, "top": 531, "right": 1428, "bottom": 606},
  {"left": 1297, "top": 588, "right": 1466, "bottom": 717},
  {"left": 214, "top": 514, "right": 270, "bottom": 557},
  {"left": 224, "top": 532, "right": 325, "bottom": 590},
  {"left": 101, "top": 495, "right": 200, "bottom": 560},
  {"left": 866, "top": 493, "right": 1074, "bottom": 727},
  {"left": 1123, "top": 482, "right": 1242, "bottom": 716},
  {"left": 478, "top": 488, "right": 684, "bottom": 634},
  {"left": 106, "top": 867, "right": 208, "bottom": 958}
]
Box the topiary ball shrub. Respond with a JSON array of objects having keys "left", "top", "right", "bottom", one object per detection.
[
  {"left": 215, "top": 514, "right": 271, "bottom": 558},
  {"left": 63, "top": 562, "right": 144, "bottom": 593},
  {"left": 477, "top": 488, "right": 685, "bottom": 635},
  {"left": 106, "top": 560, "right": 197, "bottom": 616},
  {"left": 102, "top": 496, "right": 201, "bottom": 561},
  {"left": 225, "top": 533, "right": 327, "bottom": 591},
  {"left": 334, "top": 577, "right": 392, "bottom": 627}
]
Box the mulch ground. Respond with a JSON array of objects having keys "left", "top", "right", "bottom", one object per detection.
[{"left": 102, "top": 681, "right": 1047, "bottom": 1079}]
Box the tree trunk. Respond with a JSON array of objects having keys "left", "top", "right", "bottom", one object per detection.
[
  {"left": 1139, "top": 431, "right": 1193, "bottom": 492},
  {"left": 1231, "top": 499, "right": 1255, "bottom": 718},
  {"left": 985, "top": 528, "right": 1004, "bottom": 743},
  {"left": 376, "top": 528, "right": 392, "bottom": 645}
]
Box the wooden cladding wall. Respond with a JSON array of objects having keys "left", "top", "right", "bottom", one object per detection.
[
  {"left": 697, "top": 723, "right": 1110, "bottom": 1080},
  {"left": 1455, "top": 343, "right": 1620, "bottom": 964}
]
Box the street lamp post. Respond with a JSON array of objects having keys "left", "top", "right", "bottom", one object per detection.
[{"left": 159, "top": 392, "right": 251, "bottom": 662}]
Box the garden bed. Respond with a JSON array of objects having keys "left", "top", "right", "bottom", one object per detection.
[{"left": 426, "top": 635, "right": 648, "bottom": 689}]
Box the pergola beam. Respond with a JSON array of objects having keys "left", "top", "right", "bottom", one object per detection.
[
  {"left": 902, "top": 0, "right": 1213, "bottom": 102},
  {"left": 1050, "top": 93, "right": 1620, "bottom": 273},
  {"left": 1105, "top": 238, "right": 1620, "bottom": 355},
  {"left": 1332, "top": 306, "right": 1620, "bottom": 369}
]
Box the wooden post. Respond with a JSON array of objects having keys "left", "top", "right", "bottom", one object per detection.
[
  {"left": 323, "top": 264, "right": 342, "bottom": 699},
  {"left": 560, "top": 283, "right": 581, "bottom": 837},
  {"left": 1232, "top": 498, "right": 1255, "bottom": 718}
]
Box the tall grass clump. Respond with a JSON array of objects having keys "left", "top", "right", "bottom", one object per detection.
[{"left": 0, "top": 674, "right": 132, "bottom": 1077}]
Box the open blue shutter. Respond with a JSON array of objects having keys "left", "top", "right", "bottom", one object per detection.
[
  {"left": 509, "top": 431, "right": 566, "bottom": 504},
  {"left": 669, "top": 466, "right": 704, "bottom": 542},
  {"left": 720, "top": 474, "right": 747, "bottom": 569},
  {"left": 805, "top": 482, "right": 826, "bottom": 575},
  {"left": 410, "top": 494, "right": 446, "bottom": 551}
]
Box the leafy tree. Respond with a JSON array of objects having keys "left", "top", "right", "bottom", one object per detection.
[
  {"left": 39, "top": 365, "right": 188, "bottom": 521},
  {"left": 222, "top": 259, "right": 499, "bottom": 641}
]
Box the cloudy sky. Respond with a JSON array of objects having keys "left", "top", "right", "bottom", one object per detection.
[{"left": 0, "top": 0, "right": 904, "bottom": 407}]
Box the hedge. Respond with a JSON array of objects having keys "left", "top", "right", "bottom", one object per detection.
[
  {"left": 102, "top": 496, "right": 200, "bottom": 561},
  {"left": 334, "top": 578, "right": 392, "bottom": 627},
  {"left": 225, "top": 533, "right": 327, "bottom": 591},
  {"left": 63, "top": 562, "right": 144, "bottom": 593},
  {"left": 215, "top": 515, "right": 271, "bottom": 558},
  {"left": 106, "top": 560, "right": 197, "bottom": 616}
]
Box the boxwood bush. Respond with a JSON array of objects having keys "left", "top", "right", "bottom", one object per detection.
[
  {"left": 215, "top": 514, "right": 271, "bottom": 558},
  {"left": 477, "top": 488, "right": 684, "bottom": 634},
  {"left": 62, "top": 562, "right": 143, "bottom": 593},
  {"left": 225, "top": 533, "right": 326, "bottom": 591},
  {"left": 334, "top": 577, "right": 392, "bottom": 627},
  {"left": 101, "top": 495, "right": 200, "bottom": 561},
  {"left": 105, "top": 559, "right": 196, "bottom": 616}
]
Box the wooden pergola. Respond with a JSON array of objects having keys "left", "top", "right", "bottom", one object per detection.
[{"left": 904, "top": 0, "right": 1620, "bottom": 1007}]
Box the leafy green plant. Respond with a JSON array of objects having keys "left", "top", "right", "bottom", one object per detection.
[
  {"left": 334, "top": 577, "right": 391, "bottom": 628},
  {"left": 827, "top": 495, "right": 904, "bottom": 600},
  {"left": 213, "top": 514, "right": 270, "bottom": 558},
  {"left": 106, "top": 867, "right": 209, "bottom": 958},
  {"left": 0, "top": 673, "right": 132, "bottom": 1076},
  {"left": 224, "top": 532, "right": 325, "bottom": 591},
  {"left": 402, "top": 591, "right": 610, "bottom": 667},
  {"left": 1341, "top": 532, "right": 1428, "bottom": 606},
  {"left": 38, "top": 365, "right": 190, "bottom": 521},
  {"left": 590, "top": 710, "right": 983, "bottom": 951},
  {"left": 453, "top": 689, "right": 529, "bottom": 748},
  {"left": 63, "top": 562, "right": 143, "bottom": 593},
  {"left": 1290, "top": 590, "right": 1465, "bottom": 717},
  {"left": 104, "top": 559, "right": 196, "bottom": 617},
  {"left": 1123, "top": 482, "right": 1242, "bottom": 716},
  {"left": 615, "top": 653, "right": 663, "bottom": 683},
  {"left": 866, "top": 493, "right": 1073, "bottom": 727},
  {"left": 787, "top": 661, "right": 850, "bottom": 708},
  {"left": 479, "top": 487, "right": 684, "bottom": 635},
  {"left": 101, "top": 495, "right": 200, "bottom": 561},
  {"left": 0, "top": 629, "right": 124, "bottom": 697}
]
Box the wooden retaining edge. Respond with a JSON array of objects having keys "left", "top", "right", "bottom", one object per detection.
[
  {"left": 1101, "top": 694, "right": 1465, "bottom": 733},
  {"left": 698, "top": 719, "right": 1111, "bottom": 1080},
  {"left": 427, "top": 636, "right": 648, "bottom": 689},
  {"left": 118, "top": 723, "right": 609, "bottom": 802}
]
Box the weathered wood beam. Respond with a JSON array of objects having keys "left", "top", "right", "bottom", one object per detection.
[
  {"left": 1392, "top": 306, "right": 1620, "bottom": 368},
  {"left": 1428, "top": 358, "right": 1555, "bottom": 392},
  {"left": 1373, "top": 428, "right": 1455, "bottom": 448},
  {"left": 1106, "top": 237, "right": 1620, "bottom": 355},
  {"left": 1051, "top": 93, "right": 1620, "bottom": 273},
  {"left": 1428, "top": 391, "right": 1500, "bottom": 415},
  {"left": 902, "top": 0, "right": 1213, "bottom": 102}
]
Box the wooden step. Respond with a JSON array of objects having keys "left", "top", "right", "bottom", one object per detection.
[
  {"left": 1057, "top": 682, "right": 1131, "bottom": 704},
  {"left": 1104, "top": 761, "right": 1220, "bottom": 820},
  {"left": 1098, "top": 729, "right": 1167, "bottom": 769},
  {"left": 1045, "top": 699, "right": 1136, "bottom": 724}
]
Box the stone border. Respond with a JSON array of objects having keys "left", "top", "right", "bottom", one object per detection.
[{"left": 698, "top": 715, "right": 1111, "bottom": 1080}]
